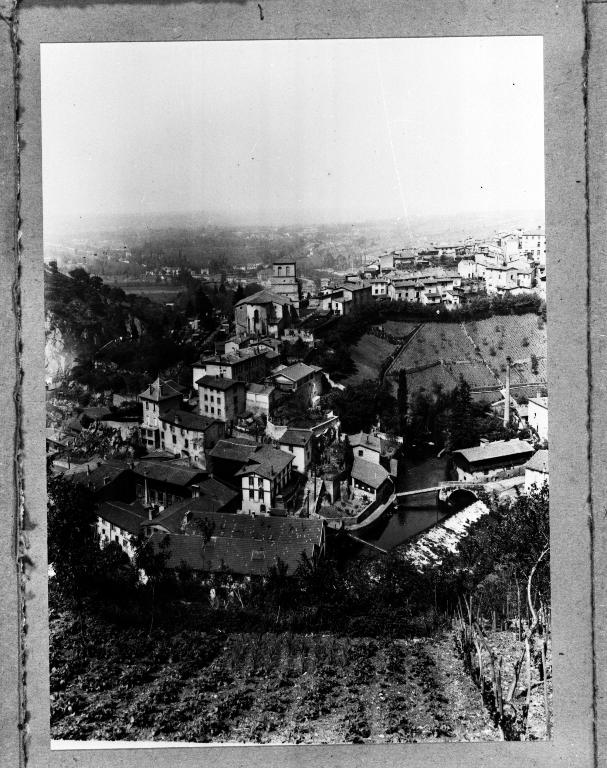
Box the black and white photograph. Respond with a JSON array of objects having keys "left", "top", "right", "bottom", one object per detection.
[{"left": 40, "top": 35, "right": 552, "bottom": 746}]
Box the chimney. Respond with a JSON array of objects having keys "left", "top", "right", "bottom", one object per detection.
[{"left": 504, "top": 356, "right": 511, "bottom": 427}]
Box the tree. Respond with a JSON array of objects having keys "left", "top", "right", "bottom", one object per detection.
[
  {"left": 47, "top": 475, "right": 99, "bottom": 608},
  {"left": 447, "top": 375, "right": 475, "bottom": 451}
]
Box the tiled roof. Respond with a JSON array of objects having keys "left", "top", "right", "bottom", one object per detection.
[
  {"left": 209, "top": 438, "right": 258, "bottom": 463},
  {"left": 351, "top": 457, "right": 391, "bottom": 489},
  {"left": 235, "top": 289, "right": 292, "bottom": 307},
  {"left": 146, "top": 484, "right": 240, "bottom": 533},
  {"left": 132, "top": 460, "right": 206, "bottom": 486},
  {"left": 139, "top": 377, "right": 185, "bottom": 403},
  {"left": 69, "top": 460, "right": 130, "bottom": 492},
  {"left": 271, "top": 362, "right": 321, "bottom": 383},
  {"left": 148, "top": 512, "right": 323, "bottom": 576},
  {"left": 524, "top": 449, "right": 549, "bottom": 474},
  {"left": 196, "top": 376, "right": 245, "bottom": 391},
  {"left": 159, "top": 409, "right": 219, "bottom": 432},
  {"left": 349, "top": 432, "right": 381, "bottom": 452},
  {"left": 278, "top": 429, "right": 313, "bottom": 447},
  {"left": 236, "top": 445, "right": 294, "bottom": 480},
  {"left": 97, "top": 501, "right": 147, "bottom": 535},
  {"left": 453, "top": 439, "right": 535, "bottom": 465}
]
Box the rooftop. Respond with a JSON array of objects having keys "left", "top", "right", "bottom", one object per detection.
[
  {"left": 209, "top": 438, "right": 259, "bottom": 464},
  {"left": 196, "top": 375, "right": 245, "bottom": 391},
  {"left": 235, "top": 289, "right": 293, "bottom": 307},
  {"left": 149, "top": 523, "right": 322, "bottom": 577},
  {"left": 351, "top": 457, "right": 391, "bottom": 489},
  {"left": 132, "top": 460, "right": 206, "bottom": 487},
  {"left": 453, "top": 439, "right": 535, "bottom": 465},
  {"left": 139, "top": 377, "right": 185, "bottom": 403},
  {"left": 97, "top": 500, "right": 147, "bottom": 535},
  {"left": 159, "top": 408, "right": 219, "bottom": 432},
  {"left": 278, "top": 428, "right": 313, "bottom": 447},
  {"left": 236, "top": 445, "right": 294, "bottom": 480},
  {"left": 524, "top": 449, "right": 549, "bottom": 475},
  {"left": 349, "top": 431, "right": 381, "bottom": 452},
  {"left": 271, "top": 362, "right": 322, "bottom": 384}
]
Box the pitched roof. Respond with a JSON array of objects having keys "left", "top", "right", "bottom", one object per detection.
[
  {"left": 146, "top": 484, "right": 240, "bottom": 533},
  {"left": 97, "top": 500, "right": 147, "bottom": 535},
  {"left": 235, "top": 289, "right": 293, "bottom": 307},
  {"left": 278, "top": 428, "right": 313, "bottom": 447},
  {"left": 351, "top": 457, "right": 391, "bottom": 489},
  {"left": 209, "top": 438, "right": 258, "bottom": 463},
  {"left": 148, "top": 513, "right": 323, "bottom": 576},
  {"left": 271, "top": 362, "right": 321, "bottom": 383},
  {"left": 159, "top": 409, "right": 219, "bottom": 432},
  {"left": 196, "top": 375, "right": 245, "bottom": 391},
  {"left": 524, "top": 449, "right": 549, "bottom": 474},
  {"left": 132, "top": 460, "right": 206, "bottom": 486},
  {"left": 348, "top": 431, "right": 382, "bottom": 452},
  {"left": 68, "top": 460, "right": 130, "bottom": 492},
  {"left": 453, "top": 439, "right": 535, "bottom": 465},
  {"left": 139, "top": 378, "right": 185, "bottom": 403},
  {"left": 235, "top": 445, "right": 294, "bottom": 480}
]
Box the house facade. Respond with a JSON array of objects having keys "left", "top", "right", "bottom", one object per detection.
[
  {"left": 197, "top": 375, "right": 247, "bottom": 429},
  {"left": 236, "top": 445, "right": 296, "bottom": 515},
  {"left": 138, "top": 378, "right": 185, "bottom": 450},
  {"left": 277, "top": 428, "right": 313, "bottom": 473},
  {"left": 159, "top": 409, "right": 224, "bottom": 465},
  {"left": 451, "top": 439, "right": 536, "bottom": 481}
]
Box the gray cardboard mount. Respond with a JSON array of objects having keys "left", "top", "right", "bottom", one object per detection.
[{"left": 0, "top": 0, "right": 603, "bottom": 766}]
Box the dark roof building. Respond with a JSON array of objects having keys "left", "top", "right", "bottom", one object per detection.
[
  {"left": 452, "top": 439, "right": 535, "bottom": 478},
  {"left": 236, "top": 445, "right": 294, "bottom": 481},
  {"left": 159, "top": 408, "right": 220, "bottom": 433},
  {"left": 97, "top": 500, "right": 148, "bottom": 535},
  {"left": 148, "top": 512, "right": 324, "bottom": 577}
]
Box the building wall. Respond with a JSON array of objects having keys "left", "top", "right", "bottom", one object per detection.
[
  {"left": 352, "top": 444, "right": 381, "bottom": 464},
  {"left": 199, "top": 382, "right": 246, "bottom": 426},
  {"left": 278, "top": 441, "right": 311, "bottom": 473},
  {"left": 525, "top": 468, "right": 548, "bottom": 494},
  {"left": 159, "top": 419, "right": 223, "bottom": 462},
  {"left": 241, "top": 473, "right": 273, "bottom": 514},
  {"left": 528, "top": 399, "right": 549, "bottom": 441},
  {"left": 246, "top": 389, "right": 274, "bottom": 416},
  {"left": 96, "top": 517, "right": 138, "bottom": 558}
]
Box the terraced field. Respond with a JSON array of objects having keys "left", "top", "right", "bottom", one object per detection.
[
  {"left": 349, "top": 334, "right": 397, "bottom": 385},
  {"left": 347, "top": 314, "right": 547, "bottom": 400}
]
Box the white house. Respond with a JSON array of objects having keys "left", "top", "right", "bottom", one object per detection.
[
  {"left": 528, "top": 395, "right": 548, "bottom": 442},
  {"left": 236, "top": 445, "right": 296, "bottom": 515},
  {"left": 277, "top": 428, "right": 313, "bottom": 473}
]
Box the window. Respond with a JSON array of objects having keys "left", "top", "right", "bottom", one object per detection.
[
  {"left": 204, "top": 393, "right": 208, "bottom": 401},
  {"left": 249, "top": 489, "right": 254, "bottom": 500},
  {"left": 172, "top": 435, "right": 176, "bottom": 445},
  {"left": 358, "top": 449, "right": 364, "bottom": 457},
  {"left": 185, "top": 439, "right": 189, "bottom": 448},
  {"left": 210, "top": 395, "right": 214, "bottom": 403},
  {"left": 114, "top": 535, "right": 119, "bottom": 543},
  {"left": 205, "top": 406, "right": 208, "bottom": 413},
  {"left": 211, "top": 407, "right": 214, "bottom": 415}
]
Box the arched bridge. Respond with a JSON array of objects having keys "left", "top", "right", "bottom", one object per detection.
[{"left": 396, "top": 481, "right": 483, "bottom": 506}]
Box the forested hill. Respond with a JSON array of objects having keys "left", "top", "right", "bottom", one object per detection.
[{"left": 45, "top": 265, "right": 183, "bottom": 388}]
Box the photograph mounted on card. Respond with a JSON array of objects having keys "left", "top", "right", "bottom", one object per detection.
[{"left": 4, "top": 1, "right": 596, "bottom": 767}]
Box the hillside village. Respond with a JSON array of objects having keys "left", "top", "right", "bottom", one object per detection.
[{"left": 46, "top": 224, "right": 548, "bottom": 580}]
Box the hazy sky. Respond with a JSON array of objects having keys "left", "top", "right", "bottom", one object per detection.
[{"left": 41, "top": 37, "right": 544, "bottom": 228}]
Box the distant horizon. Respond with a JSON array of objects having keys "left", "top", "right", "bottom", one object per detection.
[
  {"left": 44, "top": 206, "right": 545, "bottom": 239},
  {"left": 41, "top": 38, "right": 544, "bottom": 236}
]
